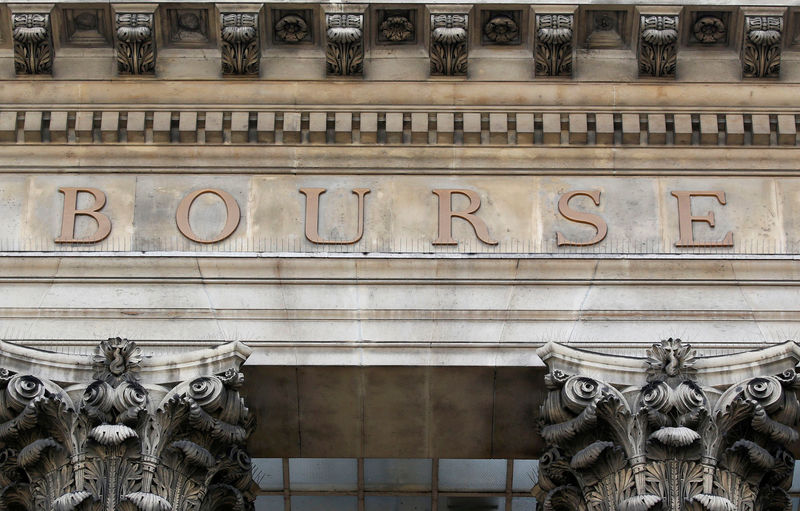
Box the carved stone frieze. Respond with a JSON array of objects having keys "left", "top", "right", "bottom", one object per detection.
[
  {"left": 743, "top": 16, "right": 783, "bottom": 79},
  {"left": 0, "top": 337, "right": 256, "bottom": 511},
  {"left": 430, "top": 14, "right": 468, "bottom": 76},
  {"left": 326, "top": 14, "right": 363, "bottom": 76},
  {"left": 535, "top": 14, "right": 573, "bottom": 77},
  {"left": 12, "top": 13, "right": 53, "bottom": 75},
  {"left": 220, "top": 13, "right": 260, "bottom": 76},
  {"left": 639, "top": 15, "right": 679, "bottom": 78},
  {"left": 115, "top": 13, "right": 155, "bottom": 75},
  {"left": 534, "top": 338, "right": 800, "bottom": 511},
  {"left": 380, "top": 16, "right": 414, "bottom": 43},
  {"left": 484, "top": 15, "right": 519, "bottom": 45},
  {"left": 693, "top": 16, "right": 726, "bottom": 44},
  {"left": 275, "top": 14, "right": 308, "bottom": 44}
]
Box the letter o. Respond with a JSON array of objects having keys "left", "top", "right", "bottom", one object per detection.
[{"left": 176, "top": 189, "right": 241, "bottom": 244}]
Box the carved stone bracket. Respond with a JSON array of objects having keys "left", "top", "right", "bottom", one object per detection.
[
  {"left": 220, "top": 12, "right": 260, "bottom": 76},
  {"left": 639, "top": 15, "right": 679, "bottom": 78},
  {"left": 534, "top": 338, "right": 800, "bottom": 511},
  {"left": 115, "top": 11, "right": 156, "bottom": 75},
  {"left": 326, "top": 14, "right": 364, "bottom": 76},
  {"left": 743, "top": 15, "right": 783, "bottom": 79},
  {"left": 430, "top": 13, "right": 468, "bottom": 76},
  {"left": 535, "top": 14, "right": 574, "bottom": 77},
  {"left": 11, "top": 10, "right": 53, "bottom": 75},
  {"left": 0, "top": 337, "right": 256, "bottom": 511}
]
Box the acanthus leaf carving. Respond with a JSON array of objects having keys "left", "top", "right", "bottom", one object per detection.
[
  {"left": 535, "top": 338, "right": 800, "bottom": 511},
  {"left": 638, "top": 15, "right": 678, "bottom": 78},
  {"left": 220, "top": 13, "right": 260, "bottom": 76},
  {"left": 430, "top": 14, "right": 467, "bottom": 76},
  {"left": 326, "top": 14, "right": 363, "bottom": 76},
  {"left": 12, "top": 13, "right": 53, "bottom": 75},
  {"left": 115, "top": 13, "right": 155, "bottom": 75},
  {"left": 0, "top": 337, "right": 257, "bottom": 511},
  {"left": 743, "top": 16, "right": 783, "bottom": 79},
  {"left": 535, "top": 14, "right": 573, "bottom": 77}
]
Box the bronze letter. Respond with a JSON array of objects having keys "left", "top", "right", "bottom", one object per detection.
[
  {"left": 300, "top": 187, "right": 370, "bottom": 244},
  {"left": 55, "top": 187, "right": 112, "bottom": 243},
  {"left": 432, "top": 189, "right": 498, "bottom": 245},
  {"left": 671, "top": 191, "right": 733, "bottom": 247},
  {"left": 556, "top": 190, "right": 608, "bottom": 247},
  {"left": 176, "top": 189, "right": 241, "bottom": 244}
]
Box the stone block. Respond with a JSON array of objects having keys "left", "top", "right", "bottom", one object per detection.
[
  {"left": 257, "top": 112, "right": 275, "bottom": 143},
  {"left": 673, "top": 114, "right": 692, "bottom": 145},
  {"left": 335, "top": 112, "right": 352, "bottom": 144},
  {"left": 725, "top": 114, "right": 744, "bottom": 145},
  {"left": 75, "top": 111, "right": 94, "bottom": 143},
  {"left": 100, "top": 111, "right": 119, "bottom": 143},
  {"left": 126, "top": 112, "right": 146, "bottom": 143},
  {"left": 751, "top": 114, "right": 770, "bottom": 146},
  {"left": 777, "top": 114, "right": 796, "bottom": 146},
  {"left": 647, "top": 114, "right": 666, "bottom": 145},
  {"left": 462, "top": 113, "right": 481, "bottom": 145},
  {"left": 49, "top": 111, "right": 68, "bottom": 143},
  {"left": 359, "top": 112, "right": 377, "bottom": 143},
  {"left": 489, "top": 113, "right": 507, "bottom": 144},
  {"left": 152, "top": 111, "right": 171, "bottom": 143},
  {"left": 411, "top": 112, "right": 428, "bottom": 144},
  {"left": 436, "top": 113, "right": 454, "bottom": 144},
  {"left": 542, "top": 113, "right": 560, "bottom": 145},
  {"left": 204, "top": 112, "right": 224, "bottom": 144},
  {"left": 516, "top": 113, "right": 534, "bottom": 145},
  {"left": 385, "top": 113, "right": 403, "bottom": 144},
  {"left": 699, "top": 114, "right": 718, "bottom": 145},
  {"left": 621, "top": 113, "right": 640, "bottom": 145},
  {"left": 595, "top": 113, "right": 614, "bottom": 145},
  {"left": 23, "top": 111, "right": 42, "bottom": 143},
  {"left": 309, "top": 112, "right": 327, "bottom": 144},
  {"left": 231, "top": 112, "right": 249, "bottom": 143},
  {"left": 282, "top": 112, "right": 301, "bottom": 144},
  {"left": 568, "top": 113, "right": 587, "bottom": 144}
]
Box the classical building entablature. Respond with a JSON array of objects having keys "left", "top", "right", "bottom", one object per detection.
[
  {"left": 0, "top": 338, "right": 257, "bottom": 511},
  {"left": 0, "top": 2, "right": 798, "bottom": 81},
  {"left": 534, "top": 339, "right": 800, "bottom": 511}
]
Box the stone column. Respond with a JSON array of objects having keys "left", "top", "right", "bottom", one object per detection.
[
  {"left": 0, "top": 338, "right": 256, "bottom": 511},
  {"left": 533, "top": 339, "right": 800, "bottom": 511}
]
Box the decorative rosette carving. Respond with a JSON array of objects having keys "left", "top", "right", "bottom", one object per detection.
[
  {"left": 534, "top": 338, "right": 800, "bottom": 511},
  {"left": 743, "top": 16, "right": 783, "bottom": 79},
  {"left": 380, "top": 16, "right": 413, "bottom": 43},
  {"left": 0, "top": 338, "right": 257, "bottom": 511},
  {"left": 115, "top": 13, "right": 155, "bottom": 75},
  {"left": 535, "top": 14, "right": 573, "bottom": 77},
  {"left": 430, "top": 14, "right": 467, "bottom": 76},
  {"left": 220, "top": 13, "right": 260, "bottom": 76},
  {"left": 638, "top": 15, "right": 679, "bottom": 78},
  {"left": 12, "top": 13, "right": 52, "bottom": 75},
  {"left": 275, "top": 15, "right": 308, "bottom": 44},
  {"left": 326, "top": 14, "right": 363, "bottom": 76},
  {"left": 693, "top": 16, "right": 726, "bottom": 44},
  {"left": 484, "top": 15, "right": 518, "bottom": 44}
]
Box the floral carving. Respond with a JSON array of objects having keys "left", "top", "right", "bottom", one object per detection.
[
  {"left": 484, "top": 15, "right": 518, "bottom": 44},
  {"left": 0, "top": 338, "right": 256, "bottom": 511},
  {"left": 430, "top": 14, "right": 467, "bottom": 76},
  {"left": 534, "top": 338, "right": 800, "bottom": 511},
  {"left": 535, "top": 14, "right": 573, "bottom": 77},
  {"left": 115, "top": 13, "right": 155, "bottom": 75},
  {"left": 639, "top": 15, "right": 679, "bottom": 78},
  {"left": 326, "top": 14, "right": 363, "bottom": 76},
  {"left": 220, "top": 13, "right": 259, "bottom": 76},
  {"left": 12, "top": 13, "right": 52, "bottom": 75},
  {"left": 380, "top": 16, "right": 413, "bottom": 43},
  {"left": 693, "top": 16, "right": 726, "bottom": 44},
  {"left": 275, "top": 15, "right": 308, "bottom": 44},
  {"left": 743, "top": 16, "right": 783, "bottom": 79}
]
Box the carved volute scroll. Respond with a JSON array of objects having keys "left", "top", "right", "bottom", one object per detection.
[
  {"left": 12, "top": 12, "right": 53, "bottom": 75},
  {"left": 639, "top": 15, "right": 679, "bottom": 78},
  {"left": 326, "top": 14, "right": 364, "bottom": 76},
  {"left": 220, "top": 12, "right": 260, "bottom": 76},
  {"left": 743, "top": 16, "right": 783, "bottom": 79},
  {"left": 115, "top": 12, "right": 156, "bottom": 75},
  {"left": 535, "top": 14, "right": 574, "bottom": 77},
  {"left": 430, "top": 14, "right": 468, "bottom": 76},
  {"left": 0, "top": 337, "right": 256, "bottom": 511},
  {"left": 534, "top": 338, "right": 800, "bottom": 511}
]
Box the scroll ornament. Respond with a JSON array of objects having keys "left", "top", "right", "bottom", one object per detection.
[
  {"left": 534, "top": 338, "right": 800, "bottom": 511},
  {"left": 430, "top": 14, "right": 467, "bottom": 76},
  {"left": 115, "top": 13, "right": 155, "bottom": 75},
  {"left": 12, "top": 13, "right": 52, "bottom": 75},
  {"left": 0, "top": 338, "right": 257, "bottom": 511},
  {"left": 326, "top": 14, "right": 363, "bottom": 76},
  {"left": 220, "top": 13, "right": 260, "bottom": 76},
  {"left": 743, "top": 16, "right": 783, "bottom": 79},
  {"left": 639, "top": 16, "right": 679, "bottom": 78},
  {"left": 535, "top": 15, "right": 573, "bottom": 77}
]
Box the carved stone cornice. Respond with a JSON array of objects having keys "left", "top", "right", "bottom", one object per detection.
[
  {"left": 325, "top": 12, "right": 364, "bottom": 77},
  {"left": 113, "top": 5, "right": 156, "bottom": 76},
  {"left": 534, "top": 339, "right": 800, "bottom": 511},
  {"left": 10, "top": 5, "right": 54, "bottom": 75},
  {"left": 742, "top": 13, "right": 784, "bottom": 79},
  {"left": 219, "top": 10, "right": 261, "bottom": 76},
  {"left": 638, "top": 14, "right": 679, "bottom": 78},
  {"left": 0, "top": 338, "right": 256, "bottom": 511},
  {"left": 534, "top": 12, "right": 574, "bottom": 77},
  {"left": 429, "top": 7, "right": 469, "bottom": 77}
]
